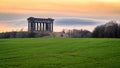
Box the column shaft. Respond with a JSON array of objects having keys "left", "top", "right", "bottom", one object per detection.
[
  {"left": 49, "top": 24, "right": 51, "bottom": 31},
  {"left": 37, "top": 23, "right": 38, "bottom": 31},
  {"left": 33, "top": 23, "right": 35, "bottom": 31},
  {"left": 43, "top": 23, "right": 44, "bottom": 31},
  {"left": 44, "top": 23, "right": 46, "bottom": 31},
  {"left": 52, "top": 23, "right": 53, "bottom": 32},
  {"left": 40, "top": 23, "right": 41, "bottom": 31}
]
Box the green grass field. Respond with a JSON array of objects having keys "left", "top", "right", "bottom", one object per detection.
[{"left": 0, "top": 38, "right": 120, "bottom": 68}]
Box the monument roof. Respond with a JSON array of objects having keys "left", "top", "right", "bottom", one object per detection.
[{"left": 27, "top": 17, "right": 54, "bottom": 21}]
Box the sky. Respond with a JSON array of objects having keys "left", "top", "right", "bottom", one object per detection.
[{"left": 0, "top": 0, "right": 120, "bottom": 32}]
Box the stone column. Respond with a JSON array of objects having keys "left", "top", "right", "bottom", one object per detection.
[
  {"left": 31, "top": 22, "right": 32, "bottom": 32},
  {"left": 44, "top": 23, "right": 46, "bottom": 31},
  {"left": 46, "top": 23, "right": 48, "bottom": 31},
  {"left": 37, "top": 23, "right": 38, "bottom": 31},
  {"left": 51, "top": 22, "right": 53, "bottom": 32},
  {"left": 40, "top": 23, "right": 41, "bottom": 31},
  {"left": 49, "top": 23, "right": 51, "bottom": 31},
  {"left": 28, "top": 22, "right": 31, "bottom": 32},
  {"left": 35, "top": 22, "right": 36, "bottom": 31},
  {"left": 50, "top": 23, "right": 51, "bottom": 32},
  {"left": 41, "top": 23, "right": 43, "bottom": 31},
  {"left": 31, "top": 22, "right": 35, "bottom": 32},
  {"left": 35, "top": 23, "right": 36, "bottom": 31},
  {"left": 43, "top": 22, "right": 44, "bottom": 31}
]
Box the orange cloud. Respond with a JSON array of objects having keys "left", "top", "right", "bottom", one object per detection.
[{"left": 0, "top": 0, "right": 120, "bottom": 16}]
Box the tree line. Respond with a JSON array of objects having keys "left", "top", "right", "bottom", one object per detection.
[
  {"left": 0, "top": 20, "right": 120, "bottom": 38},
  {"left": 60, "top": 21, "right": 120, "bottom": 38},
  {"left": 92, "top": 21, "right": 120, "bottom": 38},
  {"left": 0, "top": 32, "right": 50, "bottom": 38}
]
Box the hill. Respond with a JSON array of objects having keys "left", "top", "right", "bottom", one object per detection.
[{"left": 0, "top": 38, "right": 120, "bottom": 68}]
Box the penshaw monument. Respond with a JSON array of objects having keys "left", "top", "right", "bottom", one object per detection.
[{"left": 27, "top": 17, "right": 54, "bottom": 32}]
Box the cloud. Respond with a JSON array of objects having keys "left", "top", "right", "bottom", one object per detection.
[
  {"left": 0, "top": 13, "right": 27, "bottom": 21},
  {"left": 0, "top": 13, "right": 28, "bottom": 32},
  {"left": 0, "top": 13, "right": 119, "bottom": 32},
  {"left": 55, "top": 18, "right": 101, "bottom": 26}
]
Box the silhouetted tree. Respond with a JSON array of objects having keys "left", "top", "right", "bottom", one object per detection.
[
  {"left": 117, "top": 24, "right": 120, "bottom": 38},
  {"left": 92, "top": 20, "right": 120, "bottom": 38}
]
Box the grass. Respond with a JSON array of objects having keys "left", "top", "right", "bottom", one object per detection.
[{"left": 0, "top": 38, "right": 120, "bottom": 68}]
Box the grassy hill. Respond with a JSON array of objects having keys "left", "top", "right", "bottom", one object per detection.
[{"left": 0, "top": 38, "right": 120, "bottom": 68}]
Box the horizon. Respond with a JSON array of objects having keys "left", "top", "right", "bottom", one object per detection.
[{"left": 0, "top": 0, "right": 120, "bottom": 32}]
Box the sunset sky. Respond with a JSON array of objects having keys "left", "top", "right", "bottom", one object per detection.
[{"left": 0, "top": 0, "right": 120, "bottom": 32}]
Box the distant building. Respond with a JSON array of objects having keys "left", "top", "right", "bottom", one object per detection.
[{"left": 27, "top": 17, "right": 54, "bottom": 32}]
